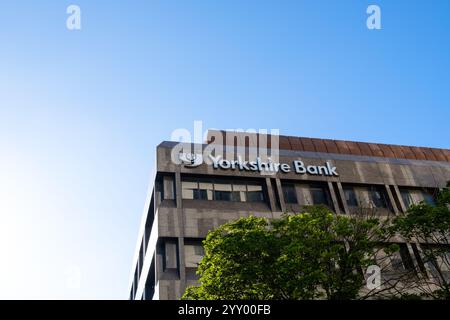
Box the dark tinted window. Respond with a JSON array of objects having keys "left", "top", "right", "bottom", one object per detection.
[
  {"left": 193, "top": 189, "right": 208, "bottom": 200},
  {"left": 369, "top": 187, "right": 388, "bottom": 208},
  {"left": 231, "top": 191, "right": 241, "bottom": 202},
  {"left": 282, "top": 184, "right": 298, "bottom": 204},
  {"left": 182, "top": 179, "right": 265, "bottom": 203},
  {"left": 310, "top": 185, "right": 330, "bottom": 206},
  {"left": 214, "top": 190, "right": 232, "bottom": 201},
  {"left": 247, "top": 184, "right": 264, "bottom": 202},
  {"left": 400, "top": 190, "right": 412, "bottom": 208},
  {"left": 400, "top": 188, "right": 436, "bottom": 208},
  {"left": 423, "top": 192, "right": 435, "bottom": 206},
  {"left": 344, "top": 186, "right": 358, "bottom": 207}
]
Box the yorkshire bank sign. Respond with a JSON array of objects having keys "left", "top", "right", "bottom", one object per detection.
[{"left": 179, "top": 153, "right": 339, "bottom": 177}]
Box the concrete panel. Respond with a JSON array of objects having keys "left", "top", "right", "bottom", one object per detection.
[
  {"left": 354, "top": 161, "right": 384, "bottom": 184},
  {"left": 408, "top": 165, "right": 438, "bottom": 187}
]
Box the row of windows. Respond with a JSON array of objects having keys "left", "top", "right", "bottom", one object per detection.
[
  {"left": 282, "top": 183, "right": 331, "bottom": 206},
  {"left": 182, "top": 180, "right": 265, "bottom": 202},
  {"left": 181, "top": 177, "right": 436, "bottom": 213},
  {"left": 282, "top": 183, "right": 391, "bottom": 210},
  {"left": 282, "top": 183, "right": 435, "bottom": 211},
  {"left": 283, "top": 183, "right": 390, "bottom": 209},
  {"left": 343, "top": 185, "right": 389, "bottom": 209}
]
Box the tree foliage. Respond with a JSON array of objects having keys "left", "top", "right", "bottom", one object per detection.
[
  {"left": 392, "top": 183, "right": 450, "bottom": 299},
  {"left": 183, "top": 205, "right": 406, "bottom": 300}
]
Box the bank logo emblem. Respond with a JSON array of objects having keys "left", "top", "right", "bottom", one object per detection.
[{"left": 179, "top": 153, "right": 203, "bottom": 167}]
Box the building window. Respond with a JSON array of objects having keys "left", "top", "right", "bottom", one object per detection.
[
  {"left": 369, "top": 186, "right": 388, "bottom": 209},
  {"left": 400, "top": 188, "right": 436, "bottom": 208},
  {"left": 342, "top": 184, "right": 391, "bottom": 211},
  {"left": 182, "top": 182, "right": 214, "bottom": 200},
  {"left": 423, "top": 192, "right": 435, "bottom": 206},
  {"left": 182, "top": 181, "right": 198, "bottom": 200},
  {"left": 282, "top": 184, "right": 298, "bottom": 204},
  {"left": 421, "top": 245, "right": 450, "bottom": 281},
  {"left": 184, "top": 243, "right": 205, "bottom": 268},
  {"left": 375, "top": 244, "right": 412, "bottom": 273},
  {"left": 246, "top": 184, "right": 264, "bottom": 202},
  {"left": 163, "top": 240, "right": 178, "bottom": 270},
  {"left": 400, "top": 189, "right": 413, "bottom": 208},
  {"left": 198, "top": 182, "right": 213, "bottom": 200},
  {"left": 281, "top": 182, "right": 331, "bottom": 207},
  {"left": 213, "top": 183, "right": 233, "bottom": 201},
  {"left": 344, "top": 186, "right": 358, "bottom": 207},
  {"left": 232, "top": 183, "right": 247, "bottom": 202},
  {"left": 181, "top": 179, "right": 265, "bottom": 203},
  {"left": 310, "top": 185, "right": 330, "bottom": 206}
]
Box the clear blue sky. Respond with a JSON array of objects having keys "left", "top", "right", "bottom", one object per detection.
[{"left": 0, "top": 0, "right": 449, "bottom": 299}]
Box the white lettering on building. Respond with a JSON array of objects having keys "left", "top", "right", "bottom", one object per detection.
[{"left": 208, "top": 155, "right": 338, "bottom": 176}]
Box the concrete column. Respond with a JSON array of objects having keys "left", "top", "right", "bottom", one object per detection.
[
  {"left": 265, "top": 178, "right": 277, "bottom": 213},
  {"left": 413, "top": 243, "right": 431, "bottom": 278},
  {"left": 275, "top": 178, "right": 286, "bottom": 213},
  {"left": 336, "top": 182, "right": 350, "bottom": 214},
  {"left": 327, "top": 181, "right": 341, "bottom": 215},
  {"left": 174, "top": 172, "right": 186, "bottom": 297},
  {"left": 175, "top": 172, "right": 182, "bottom": 209},
  {"left": 177, "top": 237, "right": 186, "bottom": 297},
  {"left": 384, "top": 184, "right": 399, "bottom": 215},
  {"left": 405, "top": 243, "right": 422, "bottom": 277},
  {"left": 392, "top": 184, "right": 407, "bottom": 213}
]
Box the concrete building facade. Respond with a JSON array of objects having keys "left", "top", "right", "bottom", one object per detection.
[{"left": 129, "top": 131, "right": 450, "bottom": 300}]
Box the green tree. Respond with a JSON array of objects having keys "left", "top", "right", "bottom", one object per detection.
[
  {"left": 393, "top": 182, "right": 450, "bottom": 299},
  {"left": 182, "top": 205, "right": 409, "bottom": 300}
]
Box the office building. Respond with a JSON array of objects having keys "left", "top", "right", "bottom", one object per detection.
[{"left": 129, "top": 130, "right": 450, "bottom": 300}]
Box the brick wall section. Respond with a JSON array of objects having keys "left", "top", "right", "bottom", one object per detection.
[
  {"left": 206, "top": 130, "right": 450, "bottom": 162},
  {"left": 443, "top": 149, "right": 450, "bottom": 162},
  {"left": 334, "top": 140, "right": 351, "bottom": 154},
  {"left": 368, "top": 143, "right": 384, "bottom": 157},
  {"left": 300, "top": 137, "right": 316, "bottom": 152},
  {"left": 311, "top": 138, "right": 328, "bottom": 153},
  {"left": 323, "top": 139, "right": 339, "bottom": 154},
  {"left": 410, "top": 146, "right": 427, "bottom": 160}
]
